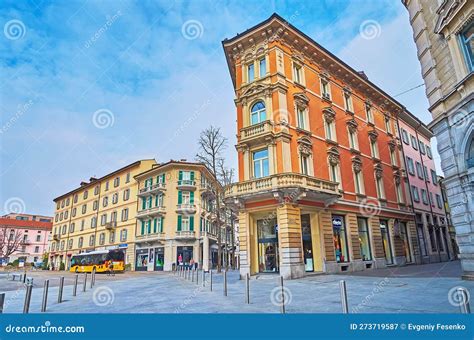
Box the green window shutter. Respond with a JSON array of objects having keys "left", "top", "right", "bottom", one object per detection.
[
  {"left": 190, "top": 191, "right": 194, "bottom": 204},
  {"left": 178, "top": 191, "right": 182, "bottom": 204},
  {"left": 160, "top": 217, "right": 164, "bottom": 232},
  {"left": 161, "top": 174, "right": 165, "bottom": 183},
  {"left": 147, "top": 220, "right": 151, "bottom": 234},
  {"left": 149, "top": 177, "right": 153, "bottom": 185},
  {"left": 177, "top": 215, "right": 182, "bottom": 231},
  {"left": 155, "top": 195, "right": 159, "bottom": 207},
  {"left": 142, "top": 198, "right": 146, "bottom": 210},
  {"left": 189, "top": 216, "right": 194, "bottom": 231},
  {"left": 190, "top": 171, "right": 195, "bottom": 181},
  {"left": 200, "top": 217, "right": 203, "bottom": 231},
  {"left": 178, "top": 171, "right": 183, "bottom": 181},
  {"left": 141, "top": 221, "right": 145, "bottom": 235},
  {"left": 153, "top": 218, "right": 157, "bottom": 233},
  {"left": 148, "top": 196, "right": 152, "bottom": 208}
]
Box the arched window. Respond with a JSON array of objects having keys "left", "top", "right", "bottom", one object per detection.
[
  {"left": 467, "top": 137, "right": 474, "bottom": 168},
  {"left": 251, "top": 101, "right": 266, "bottom": 125}
]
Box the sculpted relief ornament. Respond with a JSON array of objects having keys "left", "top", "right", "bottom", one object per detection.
[
  {"left": 352, "top": 156, "right": 362, "bottom": 173},
  {"left": 323, "top": 107, "right": 336, "bottom": 123},
  {"left": 327, "top": 146, "right": 340, "bottom": 166}
]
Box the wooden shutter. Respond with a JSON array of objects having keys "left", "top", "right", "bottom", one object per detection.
[
  {"left": 160, "top": 217, "right": 164, "bottom": 232},
  {"left": 178, "top": 191, "right": 182, "bottom": 204},
  {"left": 141, "top": 221, "right": 145, "bottom": 235},
  {"left": 177, "top": 215, "right": 182, "bottom": 231},
  {"left": 153, "top": 218, "right": 157, "bottom": 233},
  {"left": 189, "top": 216, "right": 194, "bottom": 231},
  {"left": 190, "top": 191, "right": 194, "bottom": 204}
]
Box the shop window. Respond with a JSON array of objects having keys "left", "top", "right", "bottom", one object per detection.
[
  {"left": 357, "top": 217, "right": 372, "bottom": 261},
  {"left": 332, "top": 215, "right": 349, "bottom": 263},
  {"left": 380, "top": 220, "right": 393, "bottom": 265}
]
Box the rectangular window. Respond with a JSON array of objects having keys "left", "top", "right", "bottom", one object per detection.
[
  {"left": 330, "top": 164, "right": 339, "bottom": 185},
  {"left": 376, "top": 176, "right": 385, "bottom": 199},
  {"left": 396, "top": 182, "right": 404, "bottom": 203},
  {"left": 293, "top": 64, "right": 302, "bottom": 84},
  {"left": 430, "top": 192, "right": 435, "bottom": 207},
  {"left": 247, "top": 63, "right": 254, "bottom": 82},
  {"left": 370, "top": 140, "right": 379, "bottom": 159},
  {"left": 436, "top": 194, "right": 443, "bottom": 209},
  {"left": 332, "top": 215, "right": 349, "bottom": 263},
  {"left": 380, "top": 220, "right": 394, "bottom": 265},
  {"left": 366, "top": 105, "right": 373, "bottom": 123},
  {"left": 423, "top": 166, "right": 429, "bottom": 182},
  {"left": 401, "top": 129, "right": 409, "bottom": 144},
  {"left": 253, "top": 149, "right": 269, "bottom": 178},
  {"left": 431, "top": 170, "right": 438, "bottom": 185},
  {"left": 390, "top": 149, "right": 397, "bottom": 166},
  {"left": 259, "top": 58, "right": 266, "bottom": 78},
  {"left": 297, "top": 107, "right": 306, "bottom": 129},
  {"left": 357, "top": 217, "right": 372, "bottom": 261},
  {"left": 406, "top": 157, "right": 415, "bottom": 175},
  {"left": 419, "top": 141, "right": 426, "bottom": 154},
  {"left": 416, "top": 162, "right": 424, "bottom": 179},
  {"left": 460, "top": 23, "right": 474, "bottom": 71},
  {"left": 348, "top": 128, "right": 358, "bottom": 150},
  {"left": 321, "top": 79, "right": 330, "bottom": 99},
  {"left": 324, "top": 119, "right": 336, "bottom": 141},
  {"left": 411, "top": 135, "right": 418, "bottom": 150},
  {"left": 301, "top": 155, "right": 309, "bottom": 175},
  {"left": 421, "top": 189, "right": 429, "bottom": 205},
  {"left": 114, "top": 177, "right": 120, "bottom": 187},
  {"left": 344, "top": 92, "right": 353, "bottom": 112},
  {"left": 412, "top": 186, "right": 420, "bottom": 202},
  {"left": 426, "top": 146, "right": 432, "bottom": 159},
  {"left": 354, "top": 171, "right": 363, "bottom": 194},
  {"left": 385, "top": 117, "right": 392, "bottom": 134}
]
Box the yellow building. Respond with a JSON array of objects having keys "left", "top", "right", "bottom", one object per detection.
[
  {"left": 50, "top": 160, "right": 156, "bottom": 269},
  {"left": 134, "top": 160, "right": 220, "bottom": 271}
]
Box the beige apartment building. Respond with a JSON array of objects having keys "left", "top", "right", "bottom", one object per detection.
[
  {"left": 133, "top": 160, "right": 220, "bottom": 272},
  {"left": 50, "top": 160, "right": 156, "bottom": 269}
]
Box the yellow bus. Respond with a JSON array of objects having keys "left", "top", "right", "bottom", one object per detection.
[{"left": 70, "top": 249, "right": 125, "bottom": 273}]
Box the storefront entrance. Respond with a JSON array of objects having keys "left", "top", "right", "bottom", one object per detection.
[
  {"left": 154, "top": 247, "right": 164, "bottom": 271},
  {"left": 301, "top": 214, "right": 314, "bottom": 272},
  {"left": 380, "top": 220, "right": 394, "bottom": 265},
  {"left": 399, "top": 222, "right": 413, "bottom": 263},
  {"left": 177, "top": 246, "right": 193, "bottom": 267},
  {"left": 135, "top": 249, "right": 149, "bottom": 271},
  {"left": 257, "top": 219, "right": 279, "bottom": 273}
]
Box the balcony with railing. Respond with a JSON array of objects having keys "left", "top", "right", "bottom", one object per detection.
[
  {"left": 138, "top": 183, "right": 166, "bottom": 196},
  {"left": 136, "top": 232, "right": 165, "bottom": 243},
  {"left": 137, "top": 206, "right": 167, "bottom": 219},
  {"left": 177, "top": 180, "right": 196, "bottom": 190},
  {"left": 176, "top": 204, "right": 196, "bottom": 214},
  {"left": 175, "top": 230, "right": 196, "bottom": 239},
  {"left": 225, "top": 173, "right": 340, "bottom": 204},
  {"left": 239, "top": 120, "right": 275, "bottom": 145},
  {"left": 200, "top": 182, "right": 215, "bottom": 196}
]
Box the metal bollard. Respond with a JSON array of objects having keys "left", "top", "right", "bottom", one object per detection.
[
  {"left": 223, "top": 270, "right": 227, "bottom": 296},
  {"left": 457, "top": 287, "right": 471, "bottom": 314},
  {"left": 202, "top": 270, "right": 205, "bottom": 287},
  {"left": 0, "top": 293, "right": 5, "bottom": 313},
  {"left": 83, "top": 273, "right": 88, "bottom": 292},
  {"left": 340, "top": 280, "right": 349, "bottom": 314},
  {"left": 191, "top": 268, "right": 194, "bottom": 282},
  {"left": 41, "top": 280, "right": 49, "bottom": 312},
  {"left": 73, "top": 274, "right": 78, "bottom": 296},
  {"left": 210, "top": 270, "right": 213, "bottom": 291},
  {"left": 23, "top": 284, "right": 33, "bottom": 313},
  {"left": 245, "top": 273, "right": 250, "bottom": 304},
  {"left": 58, "top": 276, "right": 64, "bottom": 303},
  {"left": 196, "top": 269, "right": 199, "bottom": 285},
  {"left": 23, "top": 273, "right": 27, "bottom": 284},
  {"left": 90, "top": 273, "right": 94, "bottom": 289},
  {"left": 280, "top": 276, "right": 285, "bottom": 314}
]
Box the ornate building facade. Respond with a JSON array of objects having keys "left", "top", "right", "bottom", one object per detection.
[
  {"left": 403, "top": 0, "right": 474, "bottom": 278},
  {"left": 223, "top": 14, "right": 430, "bottom": 279}
]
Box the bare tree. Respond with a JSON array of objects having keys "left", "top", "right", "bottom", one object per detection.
[
  {"left": 0, "top": 226, "right": 23, "bottom": 260},
  {"left": 196, "top": 126, "right": 227, "bottom": 272},
  {"left": 218, "top": 160, "right": 236, "bottom": 270}
]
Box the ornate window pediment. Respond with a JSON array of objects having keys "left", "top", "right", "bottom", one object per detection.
[
  {"left": 322, "top": 107, "right": 336, "bottom": 123},
  {"left": 327, "top": 146, "right": 340, "bottom": 165},
  {"left": 388, "top": 139, "right": 397, "bottom": 151},
  {"left": 393, "top": 170, "right": 401, "bottom": 185},
  {"left": 368, "top": 129, "right": 379, "bottom": 142},
  {"left": 297, "top": 136, "right": 313, "bottom": 155},
  {"left": 374, "top": 163, "right": 383, "bottom": 179},
  {"left": 343, "top": 86, "right": 352, "bottom": 95},
  {"left": 352, "top": 156, "right": 362, "bottom": 173},
  {"left": 320, "top": 71, "right": 330, "bottom": 81},
  {"left": 294, "top": 92, "right": 309, "bottom": 108},
  {"left": 346, "top": 118, "right": 358, "bottom": 133},
  {"left": 241, "top": 83, "right": 271, "bottom": 99}
]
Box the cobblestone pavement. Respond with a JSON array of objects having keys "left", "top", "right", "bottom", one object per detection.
[{"left": 1, "top": 261, "right": 472, "bottom": 314}]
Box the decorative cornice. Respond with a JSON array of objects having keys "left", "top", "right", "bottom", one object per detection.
[
  {"left": 293, "top": 92, "right": 310, "bottom": 108},
  {"left": 368, "top": 129, "right": 379, "bottom": 142},
  {"left": 346, "top": 118, "right": 358, "bottom": 133},
  {"left": 327, "top": 146, "right": 340, "bottom": 165},
  {"left": 352, "top": 156, "right": 362, "bottom": 173},
  {"left": 322, "top": 107, "right": 336, "bottom": 123}
]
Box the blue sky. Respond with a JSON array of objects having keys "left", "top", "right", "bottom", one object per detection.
[{"left": 0, "top": 0, "right": 438, "bottom": 216}]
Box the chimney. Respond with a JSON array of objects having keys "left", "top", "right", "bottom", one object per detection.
[
  {"left": 80, "top": 181, "right": 88, "bottom": 187},
  {"left": 180, "top": 159, "right": 187, "bottom": 162}
]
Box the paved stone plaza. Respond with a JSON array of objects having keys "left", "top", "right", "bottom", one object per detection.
[{"left": 1, "top": 261, "right": 472, "bottom": 314}]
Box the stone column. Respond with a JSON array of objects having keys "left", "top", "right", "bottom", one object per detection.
[
  {"left": 238, "top": 211, "right": 251, "bottom": 278},
  {"left": 277, "top": 204, "right": 305, "bottom": 279},
  {"left": 203, "top": 234, "right": 210, "bottom": 271}
]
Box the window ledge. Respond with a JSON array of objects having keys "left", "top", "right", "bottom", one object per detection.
[
  {"left": 350, "top": 148, "right": 361, "bottom": 154},
  {"left": 367, "top": 121, "right": 375, "bottom": 127},
  {"left": 371, "top": 156, "right": 381, "bottom": 162},
  {"left": 296, "top": 127, "right": 311, "bottom": 136},
  {"left": 322, "top": 95, "right": 332, "bottom": 103},
  {"left": 325, "top": 139, "right": 338, "bottom": 146},
  {"left": 345, "top": 109, "right": 354, "bottom": 116},
  {"left": 294, "top": 82, "right": 306, "bottom": 90}
]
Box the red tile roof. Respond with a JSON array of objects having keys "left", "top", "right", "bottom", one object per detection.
[{"left": 0, "top": 218, "right": 52, "bottom": 230}]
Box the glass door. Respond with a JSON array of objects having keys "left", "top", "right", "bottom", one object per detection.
[
  {"left": 380, "top": 220, "right": 394, "bottom": 265},
  {"left": 399, "top": 222, "right": 413, "bottom": 263},
  {"left": 301, "top": 214, "right": 314, "bottom": 272},
  {"left": 154, "top": 247, "right": 164, "bottom": 271},
  {"left": 257, "top": 219, "right": 279, "bottom": 273}
]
